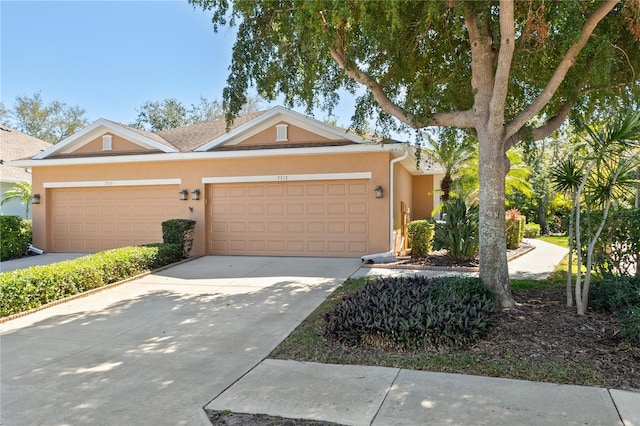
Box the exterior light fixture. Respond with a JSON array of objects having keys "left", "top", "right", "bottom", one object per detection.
[
  {"left": 375, "top": 185, "right": 383, "bottom": 199},
  {"left": 31, "top": 193, "right": 41, "bottom": 204},
  {"left": 191, "top": 189, "right": 201, "bottom": 200},
  {"left": 179, "top": 189, "right": 189, "bottom": 200}
]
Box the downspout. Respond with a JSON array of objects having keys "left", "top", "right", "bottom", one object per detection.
[{"left": 361, "top": 149, "right": 409, "bottom": 263}]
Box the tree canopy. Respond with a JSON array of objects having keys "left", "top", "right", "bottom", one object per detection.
[
  {"left": 3, "top": 92, "right": 88, "bottom": 144},
  {"left": 131, "top": 95, "right": 263, "bottom": 132},
  {"left": 191, "top": 0, "right": 640, "bottom": 307}
]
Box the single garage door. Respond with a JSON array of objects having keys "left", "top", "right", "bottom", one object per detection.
[
  {"left": 50, "top": 186, "right": 180, "bottom": 252},
  {"left": 206, "top": 180, "right": 369, "bottom": 257}
]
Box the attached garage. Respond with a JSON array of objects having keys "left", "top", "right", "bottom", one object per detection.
[
  {"left": 206, "top": 178, "right": 370, "bottom": 257},
  {"left": 15, "top": 106, "right": 440, "bottom": 257},
  {"left": 48, "top": 185, "right": 180, "bottom": 252}
]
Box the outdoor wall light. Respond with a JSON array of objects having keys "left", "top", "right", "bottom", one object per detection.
[
  {"left": 179, "top": 189, "right": 189, "bottom": 200},
  {"left": 191, "top": 189, "right": 201, "bottom": 201},
  {"left": 31, "top": 193, "right": 41, "bottom": 204},
  {"left": 375, "top": 185, "right": 383, "bottom": 199}
]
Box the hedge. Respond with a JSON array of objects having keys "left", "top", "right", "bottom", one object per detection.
[
  {"left": 0, "top": 243, "right": 183, "bottom": 318},
  {"left": 1, "top": 216, "right": 32, "bottom": 261},
  {"left": 407, "top": 220, "right": 435, "bottom": 258},
  {"left": 506, "top": 209, "right": 526, "bottom": 249},
  {"left": 524, "top": 223, "right": 541, "bottom": 238}
]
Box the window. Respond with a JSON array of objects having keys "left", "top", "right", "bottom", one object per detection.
[
  {"left": 102, "top": 135, "right": 113, "bottom": 151},
  {"left": 276, "top": 124, "right": 288, "bottom": 142}
]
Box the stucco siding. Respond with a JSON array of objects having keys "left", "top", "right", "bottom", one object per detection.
[{"left": 31, "top": 151, "right": 393, "bottom": 256}]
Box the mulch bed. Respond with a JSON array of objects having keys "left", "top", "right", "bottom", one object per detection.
[
  {"left": 470, "top": 286, "right": 640, "bottom": 391},
  {"left": 364, "top": 243, "right": 534, "bottom": 270}
]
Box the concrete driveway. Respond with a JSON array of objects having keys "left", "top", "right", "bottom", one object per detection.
[{"left": 0, "top": 256, "right": 362, "bottom": 425}]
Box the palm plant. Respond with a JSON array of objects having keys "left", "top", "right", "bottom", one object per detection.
[
  {"left": 421, "top": 128, "right": 476, "bottom": 202},
  {"left": 1, "top": 181, "right": 33, "bottom": 218},
  {"left": 454, "top": 148, "right": 533, "bottom": 204},
  {"left": 550, "top": 157, "right": 584, "bottom": 307},
  {"left": 564, "top": 110, "right": 640, "bottom": 316}
]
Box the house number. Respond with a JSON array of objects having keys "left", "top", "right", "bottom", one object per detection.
[{"left": 278, "top": 175, "right": 288, "bottom": 181}]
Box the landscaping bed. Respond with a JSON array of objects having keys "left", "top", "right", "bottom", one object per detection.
[{"left": 269, "top": 279, "right": 640, "bottom": 391}]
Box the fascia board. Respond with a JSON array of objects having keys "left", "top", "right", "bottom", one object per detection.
[
  {"left": 33, "top": 119, "right": 178, "bottom": 159},
  {"left": 10, "top": 143, "right": 438, "bottom": 175}
]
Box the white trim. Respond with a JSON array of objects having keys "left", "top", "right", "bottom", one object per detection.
[
  {"left": 43, "top": 178, "right": 181, "bottom": 189},
  {"left": 10, "top": 145, "right": 433, "bottom": 175},
  {"left": 33, "top": 119, "right": 178, "bottom": 159},
  {"left": 203, "top": 172, "right": 372, "bottom": 184}
]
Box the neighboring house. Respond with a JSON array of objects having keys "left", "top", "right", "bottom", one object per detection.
[
  {"left": 10, "top": 106, "right": 444, "bottom": 257},
  {"left": 0, "top": 126, "right": 52, "bottom": 219}
]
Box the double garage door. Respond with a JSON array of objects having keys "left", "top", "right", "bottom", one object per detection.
[
  {"left": 206, "top": 180, "right": 370, "bottom": 257},
  {"left": 50, "top": 186, "right": 180, "bottom": 252},
  {"left": 49, "top": 180, "right": 371, "bottom": 257}
]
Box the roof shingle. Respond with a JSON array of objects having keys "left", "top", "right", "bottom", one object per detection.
[{"left": 0, "top": 126, "right": 52, "bottom": 182}]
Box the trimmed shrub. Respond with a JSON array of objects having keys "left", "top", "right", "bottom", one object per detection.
[
  {"left": 162, "top": 219, "right": 196, "bottom": 257},
  {"left": 323, "top": 276, "right": 496, "bottom": 350},
  {"left": 1, "top": 216, "right": 32, "bottom": 261},
  {"left": 620, "top": 307, "right": 640, "bottom": 344},
  {"left": 0, "top": 244, "right": 184, "bottom": 317},
  {"left": 407, "top": 220, "right": 435, "bottom": 258},
  {"left": 524, "top": 223, "right": 541, "bottom": 238},
  {"left": 506, "top": 209, "right": 525, "bottom": 249},
  {"left": 591, "top": 277, "right": 640, "bottom": 344}
]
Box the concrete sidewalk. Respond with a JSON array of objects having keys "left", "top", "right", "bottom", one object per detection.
[
  {"left": 206, "top": 240, "right": 639, "bottom": 425},
  {"left": 3, "top": 241, "right": 639, "bottom": 425},
  {"left": 207, "top": 359, "right": 638, "bottom": 426},
  {"left": 0, "top": 252, "right": 87, "bottom": 272}
]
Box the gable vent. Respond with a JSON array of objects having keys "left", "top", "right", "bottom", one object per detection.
[
  {"left": 102, "top": 135, "right": 113, "bottom": 151},
  {"left": 276, "top": 124, "right": 288, "bottom": 142}
]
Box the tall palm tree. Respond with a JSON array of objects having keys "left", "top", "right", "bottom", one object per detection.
[
  {"left": 551, "top": 157, "right": 584, "bottom": 307},
  {"left": 1, "top": 181, "right": 33, "bottom": 218},
  {"left": 421, "top": 128, "right": 476, "bottom": 203}
]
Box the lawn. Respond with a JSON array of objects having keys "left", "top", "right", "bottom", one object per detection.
[{"left": 538, "top": 235, "right": 569, "bottom": 248}]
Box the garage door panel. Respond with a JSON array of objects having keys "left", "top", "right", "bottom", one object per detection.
[
  {"left": 349, "top": 202, "right": 368, "bottom": 214},
  {"left": 307, "top": 185, "right": 324, "bottom": 196},
  {"left": 327, "top": 184, "right": 346, "bottom": 195},
  {"left": 50, "top": 186, "right": 177, "bottom": 253},
  {"left": 207, "top": 180, "right": 369, "bottom": 257},
  {"left": 349, "top": 183, "right": 368, "bottom": 195}
]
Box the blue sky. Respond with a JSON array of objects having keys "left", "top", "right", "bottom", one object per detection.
[{"left": 1, "top": 0, "right": 357, "bottom": 127}]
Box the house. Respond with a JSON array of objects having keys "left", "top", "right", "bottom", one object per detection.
[
  {"left": 0, "top": 126, "right": 52, "bottom": 218},
  {"left": 9, "top": 106, "right": 444, "bottom": 257}
]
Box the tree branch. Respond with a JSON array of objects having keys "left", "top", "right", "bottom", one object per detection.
[
  {"left": 504, "top": 0, "right": 619, "bottom": 140},
  {"left": 490, "top": 0, "right": 516, "bottom": 128},
  {"left": 505, "top": 102, "right": 574, "bottom": 149}
]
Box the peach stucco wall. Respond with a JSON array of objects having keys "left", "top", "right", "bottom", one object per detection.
[
  {"left": 412, "top": 175, "right": 435, "bottom": 220},
  {"left": 68, "top": 134, "right": 154, "bottom": 155},
  {"left": 31, "top": 151, "right": 397, "bottom": 256},
  {"left": 235, "top": 122, "right": 348, "bottom": 147}
]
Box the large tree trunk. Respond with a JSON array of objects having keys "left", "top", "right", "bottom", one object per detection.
[{"left": 477, "top": 128, "right": 515, "bottom": 309}]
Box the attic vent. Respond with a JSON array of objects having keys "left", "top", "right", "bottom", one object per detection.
[
  {"left": 102, "top": 135, "right": 113, "bottom": 151},
  {"left": 275, "top": 124, "right": 288, "bottom": 142}
]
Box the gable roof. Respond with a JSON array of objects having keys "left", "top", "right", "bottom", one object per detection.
[
  {"left": 194, "top": 106, "right": 364, "bottom": 151},
  {"left": 33, "top": 119, "right": 180, "bottom": 159},
  {"left": 157, "top": 110, "right": 267, "bottom": 152},
  {"left": 0, "top": 126, "right": 52, "bottom": 183}
]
